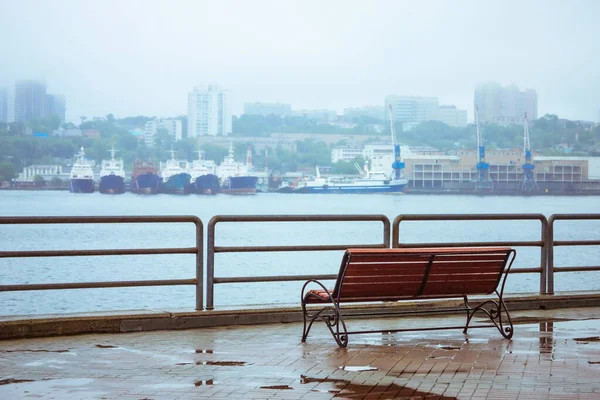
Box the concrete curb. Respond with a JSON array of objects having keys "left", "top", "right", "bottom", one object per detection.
[{"left": 2, "top": 292, "right": 600, "bottom": 340}]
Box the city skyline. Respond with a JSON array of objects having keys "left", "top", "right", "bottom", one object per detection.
[{"left": 1, "top": 1, "right": 599, "bottom": 123}]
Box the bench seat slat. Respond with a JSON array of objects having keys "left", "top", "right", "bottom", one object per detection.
[{"left": 350, "top": 253, "right": 508, "bottom": 263}]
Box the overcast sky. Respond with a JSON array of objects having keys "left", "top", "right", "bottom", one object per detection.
[{"left": 1, "top": 0, "right": 599, "bottom": 123}]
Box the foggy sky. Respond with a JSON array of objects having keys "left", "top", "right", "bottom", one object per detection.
[{"left": 1, "top": 0, "right": 599, "bottom": 123}]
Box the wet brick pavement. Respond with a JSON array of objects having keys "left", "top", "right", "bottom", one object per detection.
[{"left": 2, "top": 307, "right": 600, "bottom": 399}]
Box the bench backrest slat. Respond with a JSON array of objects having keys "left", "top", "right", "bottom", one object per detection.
[{"left": 332, "top": 247, "right": 513, "bottom": 302}]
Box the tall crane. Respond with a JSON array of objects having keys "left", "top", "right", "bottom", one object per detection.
[
  {"left": 474, "top": 106, "right": 493, "bottom": 192},
  {"left": 388, "top": 105, "right": 405, "bottom": 180},
  {"left": 520, "top": 113, "right": 538, "bottom": 191}
]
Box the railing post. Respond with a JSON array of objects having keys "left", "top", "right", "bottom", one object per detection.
[
  {"left": 383, "top": 216, "right": 391, "bottom": 248},
  {"left": 547, "top": 216, "right": 555, "bottom": 295},
  {"left": 206, "top": 217, "right": 216, "bottom": 310},
  {"left": 195, "top": 218, "right": 204, "bottom": 310},
  {"left": 540, "top": 216, "right": 548, "bottom": 295}
]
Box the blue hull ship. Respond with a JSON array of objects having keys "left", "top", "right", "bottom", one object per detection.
[
  {"left": 293, "top": 182, "right": 407, "bottom": 194},
  {"left": 161, "top": 173, "right": 191, "bottom": 195},
  {"left": 220, "top": 176, "right": 258, "bottom": 194},
  {"left": 194, "top": 174, "right": 220, "bottom": 195},
  {"left": 70, "top": 178, "right": 94, "bottom": 193},
  {"left": 99, "top": 175, "right": 125, "bottom": 194},
  {"left": 133, "top": 173, "right": 160, "bottom": 194}
]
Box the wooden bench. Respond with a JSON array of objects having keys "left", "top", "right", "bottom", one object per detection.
[{"left": 301, "top": 247, "right": 516, "bottom": 347}]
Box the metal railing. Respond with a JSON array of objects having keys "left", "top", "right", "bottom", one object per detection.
[
  {"left": 206, "top": 214, "right": 390, "bottom": 310},
  {"left": 392, "top": 214, "right": 549, "bottom": 294},
  {"left": 547, "top": 214, "right": 600, "bottom": 294},
  {"left": 0, "top": 216, "right": 205, "bottom": 310}
]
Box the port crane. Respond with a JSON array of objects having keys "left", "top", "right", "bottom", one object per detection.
[
  {"left": 474, "top": 106, "right": 493, "bottom": 191},
  {"left": 520, "top": 113, "right": 538, "bottom": 191},
  {"left": 388, "top": 105, "right": 405, "bottom": 180}
]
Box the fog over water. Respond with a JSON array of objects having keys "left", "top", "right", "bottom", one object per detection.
[{"left": 1, "top": 0, "right": 599, "bottom": 121}]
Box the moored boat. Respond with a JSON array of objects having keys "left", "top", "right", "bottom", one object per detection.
[
  {"left": 99, "top": 148, "right": 125, "bottom": 194},
  {"left": 216, "top": 143, "right": 257, "bottom": 194},
  {"left": 131, "top": 161, "right": 160, "bottom": 194},
  {"left": 70, "top": 147, "right": 95, "bottom": 193},
  {"left": 187, "top": 151, "right": 219, "bottom": 195},
  {"left": 160, "top": 150, "right": 190, "bottom": 194},
  {"left": 293, "top": 164, "right": 408, "bottom": 194}
]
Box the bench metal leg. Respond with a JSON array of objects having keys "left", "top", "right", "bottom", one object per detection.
[
  {"left": 301, "top": 280, "right": 349, "bottom": 347},
  {"left": 463, "top": 294, "right": 513, "bottom": 339}
]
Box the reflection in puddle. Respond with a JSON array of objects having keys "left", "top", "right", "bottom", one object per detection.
[
  {"left": 0, "top": 378, "right": 35, "bottom": 385},
  {"left": 195, "top": 349, "right": 214, "bottom": 354},
  {"left": 260, "top": 385, "right": 293, "bottom": 390},
  {"left": 339, "top": 365, "right": 378, "bottom": 372},
  {"left": 194, "top": 379, "right": 214, "bottom": 386},
  {"left": 196, "top": 361, "right": 247, "bottom": 366},
  {"left": 95, "top": 344, "right": 118, "bottom": 349},
  {"left": 299, "top": 375, "right": 456, "bottom": 399},
  {"left": 574, "top": 336, "right": 600, "bottom": 343},
  {"left": 0, "top": 349, "right": 69, "bottom": 353}
]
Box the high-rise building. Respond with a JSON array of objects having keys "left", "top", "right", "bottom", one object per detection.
[
  {"left": 439, "top": 105, "right": 468, "bottom": 127},
  {"left": 244, "top": 102, "right": 292, "bottom": 116},
  {"left": 474, "top": 82, "right": 538, "bottom": 125},
  {"left": 188, "top": 84, "right": 231, "bottom": 137},
  {"left": 385, "top": 96, "right": 440, "bottom": 130},
  {"left": 0, "top": 87, "right": 7, "bottom": 122},
  {"left": 144, "top": 119, "right": 183, "bottom": 146},
  {"left": 45, "top": 94, "right": 66, "bottom": 122},
  {"left": 14, "top": 80, "right": 47, "bottom": 122}
]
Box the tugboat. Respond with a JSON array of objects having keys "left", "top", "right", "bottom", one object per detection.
[
  {"left": 131, "top": 161, "right": 160, "bottom": 194},
  {"left": 187, "top": 151, "right": 219, "bottom": 195},
  {"left": 70, "top": 147, "right": 95, "bottom": 193},
  {"left": 159, "top": 149, "right": 191, "bottom": 194},
  {"left": 216, "top": 143, "right": 258, "bottom": 194},
  {"left": 99, "top": 147, "right": 125, "bottom": 194}
]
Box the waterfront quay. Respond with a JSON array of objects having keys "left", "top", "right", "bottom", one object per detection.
[
  {"left": 1, "top": 206, "right": 599, "bottom": 398},
  {"left": 2, "top": 307, "right": 600, "bottom": 399}
]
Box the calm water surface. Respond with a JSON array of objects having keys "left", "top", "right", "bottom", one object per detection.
[{"left": 1, "top": 191, "right": 599, "bottom": 315}]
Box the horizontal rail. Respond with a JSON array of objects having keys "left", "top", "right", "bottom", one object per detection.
[
  {"left": 553, "top": 240, "right": 600, "bottom": 246},
  {"left": 213, "top": 244, "right": 387, "bottom": 253},
  {"left": 0, "top": 215, "right": 205, "bottom": 310},
  {"left": 548, "top": 214, "right": 600, "bottom": 294},
  {"left": 208, "top": 214, "right": 391, "bottom": 223},
  {"left": 0, "top": 216, "right": 201, "bottom": 224},
  {"left": 206, "top": 214, "right": 391, "bottom": 310},
  {"left": 0, "top": 279, "right": 197, "bottom": 292},
  {"left": 214, "top": 274, "right": 337, "bottom": 284},
  {"left": 552, "top": 266, "right": 600, "bottom": 273},
  {"left": 0, "top": 247, "right": 198, "bottom": 258},
  {"left": 394, "top": 241, "right": 544, "bottom": 248},
  {"left": 393, "top": 213, "right": 549, "bottom": 295},
  {"left": 346, "top": 324, "right": 499, "bottom": 335}
]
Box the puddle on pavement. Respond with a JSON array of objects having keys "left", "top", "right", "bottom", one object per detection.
[
  {"left": 194, "top": 379, "right": 215, "bottom": 386},
  {"left": 0, "top": 378, "right": 35, "bottom": 385},
  {"left": 95, "top": 345, "right": 118, "bottom": 349},
  {"left": 260, "top": 385, "right": 293, "bottom": 390},
  {"left": 438, "top": 346, "right": 461, "bottom": 351},
  {"left": 196, "top": 361, "right": 247, "bottom": 366},
  {"left": 0, "top": 349, "right": 69, "bottom": 353},
  {"left": 339, "top": 365, "right": 378, "bottom": 372},
  {"left": 574, "top": 336, "right": 600, "bottom": 343},
  {"left": 300, "top": 375, "right": 456, "bottom": 399}
]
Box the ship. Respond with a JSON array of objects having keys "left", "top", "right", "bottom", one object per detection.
[
  {"left": 70, "top": 147, "right": 95, "bottom": 193},
  {"left": 98, "top": 147, "right": 125, "bottom": 194},
  {"left": 187, "top": 151, "right": 219, "bottom": 195},
  {"left": 131, "top": 161, "right": 160, "bottom": 194},
  {"left": 293, "top": 163, "right": 408, "bottom": 194},
  {"left": 159, "top": 149, "right": 191, "bottom": 194},
  {"left": 216, "top": 143, "right": 258, "bottom": 194}
]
